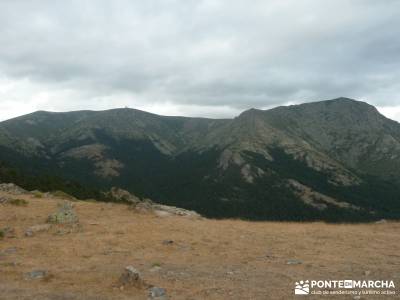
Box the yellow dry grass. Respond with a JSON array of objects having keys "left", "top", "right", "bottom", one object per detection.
[{"left": 0, "top": 192, "right": 399, "bottom": 299}]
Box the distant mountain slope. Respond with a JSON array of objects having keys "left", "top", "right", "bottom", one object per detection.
[{"left": 1, "top": 98, "right": 400, "bottom": 221}]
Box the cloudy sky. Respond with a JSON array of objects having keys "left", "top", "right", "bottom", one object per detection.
[{"left": 1, "top": 0, "right": 400, "bottom": 121}]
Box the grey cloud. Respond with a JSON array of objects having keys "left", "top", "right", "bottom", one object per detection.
[{"left": 0, "top": 0, "right": 400, "bottom": 116}]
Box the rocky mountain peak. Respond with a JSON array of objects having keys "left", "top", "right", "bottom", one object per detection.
[{"left": 1, "top": 98, "right": 400, "bottom": 221}]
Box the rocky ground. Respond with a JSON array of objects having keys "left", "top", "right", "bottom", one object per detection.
[{"left": 0, "top": 185, "right": 399, "bottom": 299}]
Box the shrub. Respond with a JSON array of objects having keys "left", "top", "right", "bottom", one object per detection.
[
  {"left": 32, "top": 191, "right": 43, "bottom": 198},
  {"left": 8, "top": 198, "right": 28, "bottom": 206},
  {"left": 51, "top": 190, "right": 76, "bottom": 201}
]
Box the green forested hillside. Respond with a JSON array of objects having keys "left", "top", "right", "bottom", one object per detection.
[{"left": 1, "top": 98, "right": 400, "bottom": 221}]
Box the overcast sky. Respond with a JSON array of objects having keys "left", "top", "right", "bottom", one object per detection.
[{"left": 0, "top": 0, "right": 400, "bottom": 122}]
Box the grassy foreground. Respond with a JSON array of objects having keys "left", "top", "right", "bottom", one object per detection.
[{"left": 1, "top": 191, "right": 399, "bottom": 299}]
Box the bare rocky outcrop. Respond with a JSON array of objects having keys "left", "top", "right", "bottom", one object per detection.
[
  {"left": 287, "top": 179, "right": 360, "bottom": 211},
  {"left": 61, "top": 144, "right": 124, "bottom": 179},
  {"left": 152, "top": 204, "right": 201, "bottom": 218},
  {"left": 107, "top": 187, "right": 202, "bottom": 218},
  {"left": 0, "top": 183, "right": 28, "bottom": 195},
  {"left": 106, "top": 187, "right": 141, "bottom": 205}
]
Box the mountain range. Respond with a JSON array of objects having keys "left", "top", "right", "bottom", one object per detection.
[{"left": 1, "top": 97, "right": 400, "bottom": 221}]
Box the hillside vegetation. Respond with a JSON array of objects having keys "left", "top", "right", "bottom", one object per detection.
[{"left": 1, "top": 98, "right": 400, "bottom": 221}]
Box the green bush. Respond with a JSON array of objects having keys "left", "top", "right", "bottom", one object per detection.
[
  {"left": 8, "top": 198, "right": 28, "bottom": 206},
  {"left": 32, "top": 191, "right": 43, "bottom": 198},
  {"left": 51, "top": 190, "right": 76, "bottom": 201}
]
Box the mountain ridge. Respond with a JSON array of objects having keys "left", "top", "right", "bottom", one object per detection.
[{"left": 1, "top": 97, "right": 400, "bottom": 221}]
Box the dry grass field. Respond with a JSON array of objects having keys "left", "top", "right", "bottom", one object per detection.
[{"left": 1, "top": 191, "right": 399, "bottom": 299}]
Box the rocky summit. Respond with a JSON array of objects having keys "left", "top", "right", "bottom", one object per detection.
[{"left": 0, "top": 97, "right": 400, "bottom": 221}]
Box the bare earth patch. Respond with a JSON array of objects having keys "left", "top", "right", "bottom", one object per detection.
[{"left": 0, "top": 192, "right": 399, "bottom": 299}]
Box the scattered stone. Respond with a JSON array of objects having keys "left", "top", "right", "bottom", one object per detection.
[
  {"left": 148, "top": 287, "right": 167, "bottom": 299},
  {"left": 152, "top": 204, "right": 201, "bottom": 218},
  {"left": 375, "top": 219, "right": 387, "bottom": 224},
  {"left": 154, "top": 210, "right": 172, "bottom": 217},
  {"left": 162, "top": 240, "right": 174, "bottom": 245},
  {"left": 119, "top": 266, "right": 145, "bottom": 288},
  {"left": 0, "top": 195, "right": 10, "bottom": 204},
  {"left": 25, "top": 224, "right": 52, "bottom": 237},
  {"left": 353, "top": 296, "right": 361, "bottom": 300},
  {"left": 0, "top": 183, "right": 28, "bottom": 195},
  {"left": 286, "top": 259, "right": 303, "bottom": 265},
  {"left": 105, "top": 187, "right": 202, "bottom": 218},
  {"left": 106, "top": 187, "right": 141, "bottom": 204},
  {"left": 24, "top": 230, "right": 33, "bottom": 237},
  {"left": 364, "top": 270, "right": 371, "bottom": 276},
  {"left": 150, "top": 266, "right": 162, "bottom": 273},
  {"left": 24, "top": 270, "right": 48, "bottom": 280},
  {"left": 0, "top": 247, "right": 17, "bottom": 256},
  {"left": 47, "top": 202, "right": 79, "bottom": 224},
  {"left": 135, "top": 200, "right": 154, "bottom": 213}
]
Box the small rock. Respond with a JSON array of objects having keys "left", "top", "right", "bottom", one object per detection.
[
  {"left": 119, "top": 266, "right": 144, "bottom": 287},
  {"left": 364, "top": 270, "right": 371, "bottom": 276},
  {"left": 150, "top": 266, "right": 162, "bottom": 273},
  {"left": 47, "top": 202, "right": 79, "bottom": 224},
  {"left": 25, "top": 230, "right": 34, "bottom": 237},
  {"left": 0, "top": 196, "right": 10, "bottom": 204},
  {"left": 24, "top": 270, "right": 48, "bottom": 280},
  {"left": 353, "top": 296, "right": 361, "bottom": 300},
  {"left": 286, "top": 259, "right": 303, "bottom": 265},
  {"left": 1, "top": 247, "right": 17, "bottom": 255},
  {"left": 135, "top": 200, "right": 154, "bottom": 213},
  {"left": 162, "top": 240, "right": 174, "bottom": 245},
  {"left": 148, "top": 287, "right": 167, "bottom": 299},
  {"left": 25, "top": 224, "right": 52, "bottom": 237},
  {"left": 375, "top": 219, "right": 387, "bottom": 224},
  {"left": 154, "top": 210, "right": 173, "bottom": 218}
]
